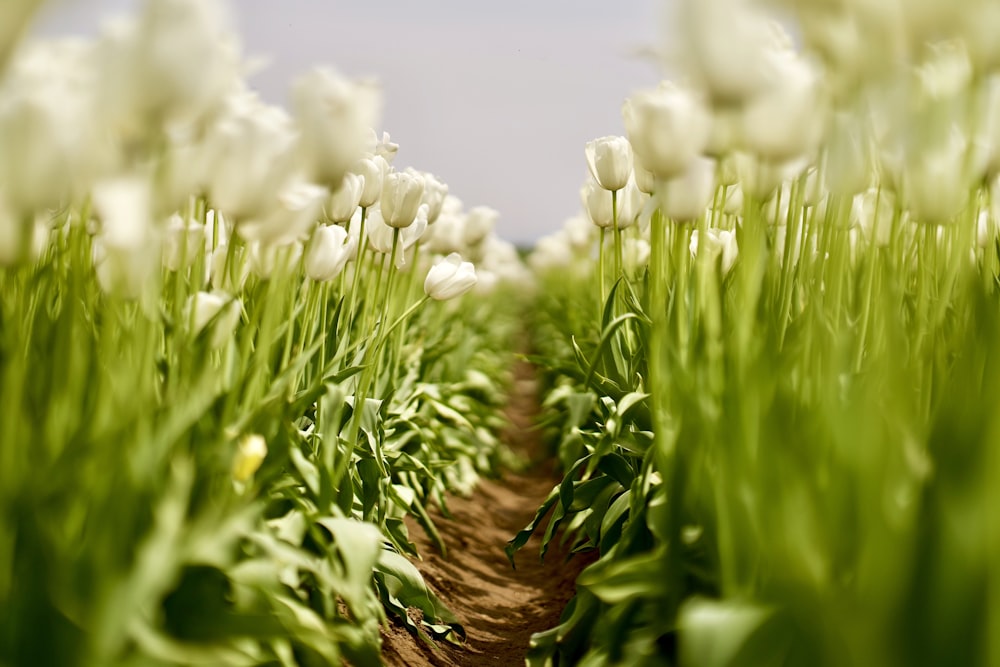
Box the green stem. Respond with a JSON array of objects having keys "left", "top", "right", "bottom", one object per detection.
[
  {"left": 613, "top": 189, "right": 622, "bottom": 280},
  {"left": 598, "top": 227, "right": 607, "bottom": 312}
]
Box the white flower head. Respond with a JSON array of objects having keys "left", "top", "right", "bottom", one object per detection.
[
  {"left": 327, "top": 172, "right": 364, "bottom": 224},
  {"left": 238, "top": 181, "right": 328, "bottom": 246},
  {"left": 381, "top": 170, "right": 425, "bottom": 228},
  {"left": 623, "top": 82, "right": 710, "bottom": 180},
  {"left": 206, "top": 91, "right": 298, "bottom": 221},
  {"left": 305, "top": 224, "right": 357, "bottom": 282},
  {"left": 585, "top": 135, "right": 633, "bottom": 191},
  {"left": 293, "top": 67, "right": 382, "bottom": 188},
  {"left": 424, "top": 252, "right": 478, "bottom": 300},
  {"left": 662, "top": 156, "right": 716, "bottom": 223},
  {"left": 188, "top": 290, "right": 241, "bottom": 348}
]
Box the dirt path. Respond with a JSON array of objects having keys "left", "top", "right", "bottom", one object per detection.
[{"left": 380, "top": 362, "right": 592, "bottom": 666}]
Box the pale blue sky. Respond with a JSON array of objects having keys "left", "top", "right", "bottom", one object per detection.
[{"left": 35, "top": 0, "right": 664, "bottom": 244}]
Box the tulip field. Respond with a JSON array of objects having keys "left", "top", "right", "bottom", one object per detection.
[{"left": 3, "top": 0, "right": 1000, "bottom": 665}]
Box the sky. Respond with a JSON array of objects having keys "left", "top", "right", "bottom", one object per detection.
[{"left": 33, "top": 0, "right": 665, "bottom": 244}]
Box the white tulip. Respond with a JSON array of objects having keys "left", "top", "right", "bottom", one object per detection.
[
  {"left": 690, "top": 228, "right": 739, "bottom": 275},
  {"left": 238, "top": 181, "right": 328, "bottom": 246},
  {"left": 188, "top": 290, "right": 241, "bottom": 348},
  {"left": 741, "top": 53, "right": 824, "bottom": 163},
  {"left": 633, "top": 164, "right": 658, "bottom": 195},
  {"left": 367, "top": 206, "right": 427, "bottom": 266},
  {"left": 305, "top": 224, "right": 356, "bottom": 282},
  {"left": 662, "top": 157, "right": 716, "bottom": 223},
  {"left": 424, "top": 252, "right": 478, "bottom": 300},
  {"left": 581, "top": 179, "right": 614, "bottom": 228},
  {"left": 417, "top": 170, "right": 449, "bottom": 223},
  {"left": 292, "top": 67, "right": 382, "bottom": 188},
  {"left": 623, "top": 82, "right": 711, "bottom": 180},
  {"left": 97, "top": 0, "right": 239, "bottom": 134},
  {"left": 381, "top": 170, "right": 425, "bottom": 228},
  {"left": 0, "top": 39, "right": 105, "bottom": 213},
  {"left": 206, "top": 91, "right": 297, "bottom": 221},
  {"left": 677, "top": 0, "right": 785, "bottom": 107},
  {"left": 616, "top": 180, "right": 645, "bottom": 229},
  {"left": 327, "top": 173, "right": 364, "bottom": 224},
  {"left": 355, "top": 155, "right": 388, "bottom": 208},
  {"left": 585, "top": 136, "right": 633, "bottom": 192}
]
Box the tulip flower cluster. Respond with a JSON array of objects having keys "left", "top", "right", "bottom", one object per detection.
[
  {"left": 521, "top": 0, "right": 1000, "bottom": 665},
  {"left": 0, "top": 1, "right": 531, "bottom": 664}
]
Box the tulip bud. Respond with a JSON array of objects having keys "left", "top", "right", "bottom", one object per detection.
[
  {"left": 327, "top": 172, "right": 364, "bottom": 223},
  {"left": 188, "top": 290, "right": 241, "bottom": 348},
  {"left": 616, "top": 180, "right": 644, "bottom": 229},
  {"left": 585, "top": 136, "right": 633, "bottom": 191},
  {"left": 305, "top": 224, "right": 356, "bottom": 281},
  {"left": 0, "top": 39, "right": 105, "bottom": 214},
  {"left": 206, "top": 91, "right": 298, "bottom": 221},
  {"left": 381, "top": 170, "right": 425, "bottom": 228},
  {"left": 97, "top": 0, "right": 239, "bottom": 134},
  {"left": 690, "top": 228, "right": 738, "bottom": 275},
  {"left": 662, "top": 157, "right": 716, "bottom": 223},
  {"left": 292, "top": 67, "right": 382, "bottom": 188},
  {"left": 424, "top": 252, "right": 478, "bottom": 300},
  {"left": 633, "top": 164, "right": 658, "bottom": 195},
  {"left": 677, "top": 0, "right": 783, "bottom": 107},
  {"left": 232, "top": 433, "right": 267, "bottom": 482},
  {"left": 417, "top": 170, "right": 449, "bottom": 223},
  {"left": 355, "top": 155, "right": 388, "bottom": 208},
  {"left": 741, "top": 54, "right": 823, "bottom": 163},
  {"left": 238, "top": 181, "right": 328, "bottom": 245},
  {"left": 581, "top": 179, "right": 614, "bottom": 228},
  {"left": 367, "top": 206, "right": 427, "bottom": 265},
  {"left": 623, "top": 82, "right": 710, "bottom": 180}
]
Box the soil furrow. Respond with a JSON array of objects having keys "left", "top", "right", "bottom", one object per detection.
[{"left": 381, "top": 363, "right": 591, "bottom": 666}]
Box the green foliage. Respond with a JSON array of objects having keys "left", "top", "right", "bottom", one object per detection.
[
  {"left": 519, "top": 188, "right": 1000, "bottom": 665},
  {"left": 0, "top": 209, "right": 521, "bottom": 665}
]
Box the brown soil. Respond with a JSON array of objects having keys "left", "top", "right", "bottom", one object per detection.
[{"left": 380, "top": 362, "right": 594, "bottom": 666}]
